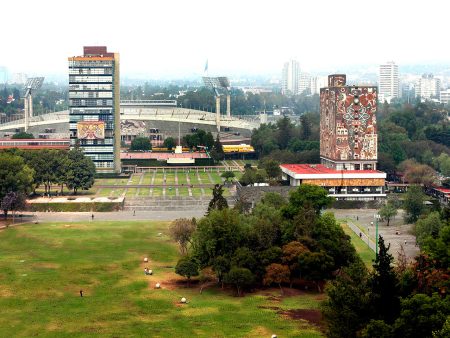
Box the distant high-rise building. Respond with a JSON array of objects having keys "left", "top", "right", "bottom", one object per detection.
[
  {"left": 298, "top": 72, "right": 311, "bottom": 95},
  {"left": 281, "top": 60, "right": 299, "bottom": 95},
  {"left": 415, "top": 74, "right": 441, "bottom": 100},
  {"left": 378, "top": 61, "right": 399, "bottom": 103},
  {"left": 9, "top": 73, "right": 27, "bottom": 85},
  {"left": 68, "top": 46, "right": 121, "bottom": 173},
  {"left": 320, "top": 74, "right": 378, "bottom": 171},
  {"left": 440, "top": 89, "right": 450, "bottom": 105},
  {"left": 310, "top": 76, "right": 328, "bottom": 95}
]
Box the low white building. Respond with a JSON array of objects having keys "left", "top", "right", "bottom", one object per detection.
[{"left": 280, "top": 164, "right": 386, "bottom": 201}]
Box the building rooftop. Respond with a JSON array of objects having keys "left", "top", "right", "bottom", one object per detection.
[
  {"left": 121, "top": 152, "right": 209, "bottom": 160},
  {"left": 280, "top": 164, "right": 383, "bottom": 175}
]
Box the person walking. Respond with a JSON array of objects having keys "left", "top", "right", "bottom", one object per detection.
[
  {"left": 80, "top": 290, "right": 83, "bottom": 297},
  {"left": 91, "top": 214, "right": 94, "bottom": 221}
]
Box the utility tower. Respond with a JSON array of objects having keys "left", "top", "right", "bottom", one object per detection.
[
  {"left": 202, "top": 76, "right": 231, "bottom": 131},
  {"left": 22, "top": 77, "right": 44, "bottom": 132}
]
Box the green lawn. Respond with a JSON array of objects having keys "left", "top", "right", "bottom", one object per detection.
[
  {"left": 177, "top": 172, "right": 188, "bottom": 185},
  {"left": 142, "top": 173, "right": 154, "bottom": 185},
  {"left": 126, "top": 188, "right": 138, "bottom": 197},
  {"left": 138, "top": 188, "right": 150, "bottom": 196},
  {"left": 0, "top": 221, "right": 323, "bottom": 337},
  {"left": 95, "top": 178, "right": 117, "bottom": 186},
  {"left": 187, "top": 173, "right": 200, "bottom": 185},
  {"left": 178, "top": 188, "right": 190, "bottom": 196},
  {"left": 110, "top": 188, "right": 125, "bottom": 197},
  {"left": 209, "top": 172, "right": 223, "bottom": 184},
  {"left": 98, "top": 188, "right": 113, "bottom": 197},
  {"left": 341, "top": 222, "right": 375, "bottom": 268},
  {"left": 152, "top": 188, "right": 163, "bottom": 197},
  {"left": 165, "top": 172, "right": 176, "bottom": 185},
  {"left": 153, "top": 172, "right": 165, "bottom": 185},
  {"left": 166, "top": 186, "right": 176, "bottom": 197},
  {"left": 191, "top": 188, "right": 203, "bottom": 197},
  {"left": 129, "top": 174, "right": 142, "bottom": 185}
]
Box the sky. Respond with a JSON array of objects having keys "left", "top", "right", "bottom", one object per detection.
[{"left": 2, "top": 0, "right": 449, "bottom": 79}]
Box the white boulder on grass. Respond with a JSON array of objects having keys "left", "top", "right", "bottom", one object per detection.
[
  {"left": 148, "top": 269, "right": 153, "bottom": 275},
  {"left": 144, "top": 257, "right": 148, "bottom": 262},
  {"left": 155, "top": 283, "right": 161, "bottom": 289},
  {"left": 180, "top": 297, "right": 187, "bottom": 303}
]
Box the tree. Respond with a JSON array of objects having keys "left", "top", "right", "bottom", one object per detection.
[
  {"left": 207, "top": 184, "right": 228, "bottom": 213},
  {"left": 130, "top": 137, "right": 151, "bottom": 151},
  {"left": 224, "top": 267, "right": 254, "bottom": 296},
  {"left": 368, "top": 236, "right": 400, "bottom": 324},
  {"left": 261, "top": 159, "right": 282, "bottom": 179},
  {"left": 282, "top": 241, "right": 309, "bottom": 287},
  {"left": 11, "top": 131, "right": 34, "bottom": 139},
  {"left": 212, "top": 256, "right": 230, "bottom": 288},
  {"left": 260, "top": 192, "right": 286, "bottom": 209},
  {"left": 204, "top": 132, "right": 215, "bottom": 149},
  {"left": 393, "top": 293, "right": 450, "bottom": 337},
  {"left": 210, "top": 135, "right": 224, "bottom": 161},
  {"left": 361, "top": 320, "right": 393, "bottom": 338},
  {"left": 404, "top": 163, "right": 437, "bottom": 186},
  {"left": 199, "top": 266, "right": 216, "bottom": 293},
  {"left": 175, "top": 256, "right": 199, "bottom": 286},
  {"left": 1, "top": 192, "right": 27, "bottom": 221},
  {"left": 0, "top": 153, "right": 34, "bottom": 201},
  {"left": 221, "top": 171, "right": 235, "bottom": 182},
  {"left": 163, "top": 137, "right": 176, "bottom": 150},
  {"left": 282, "top": 184, "right": 334, "bottom": 218},
  {"left": 263, "top": 263, "right": 290, "bottom": 294},
  {"left": 275, "top": 116, "right": 293, "bottom": 149},
  {"left": 298, "top": 250, "right": 334, "bottom": 292},
  {"left": 169, "top": 218, "right": 196, "bottom": 255},
  {"left": 65, "top": 148, "right": 96, "bottom": 194},
  {"left": 415, "top": 211, "right": 443, "bottom": 247},
  {"left": 379, "top": 200, "right": 398, "bottom": 226},
  {"left": 403, "top": 185, "right": 425, "bottom": 223},
  {"left": 193, "top": 209, "right": 245, "bottom": 267},
  {"left": 322, "top": 260, "right": 371, "bottom": 338},
  {"left": 231, "top": 247, "right": 259, "bottom": 273}
]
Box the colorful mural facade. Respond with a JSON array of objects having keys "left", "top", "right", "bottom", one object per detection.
[
  {"left": 320, "top": 78, "right": 377, "bottom": 162},
  {"left": 77, "top": 121, "right": 105, "bottom": 140}
]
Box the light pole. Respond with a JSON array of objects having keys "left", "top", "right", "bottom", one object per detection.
[{"left": 375, "top": 214, "right": 379, "bottom": 259}]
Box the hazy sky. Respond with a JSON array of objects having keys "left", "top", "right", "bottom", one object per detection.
[{"left": 3, "top": 0, "right": 448, "bottom": 78}]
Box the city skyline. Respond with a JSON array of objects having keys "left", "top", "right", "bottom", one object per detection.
[{"left": 2, "top": 0, "right": 450, "bottom": 79}]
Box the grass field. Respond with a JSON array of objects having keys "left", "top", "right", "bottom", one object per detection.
[
  {"left": 138, "top": 188, "right": 150, "bottom": 196},
  {"left": 0, "top": 221, "right": 323, "bottom": 337},
  {"left": 152, "top": 188, "right": 163, "bottom": 197},
  {"left": 209, "top": 172, "right": 223, "bottom": 184},
  {"left": 341, "top": 222, "right": 375, "bottom": 268},
  {"left": 142, "top": 173, "right": 154, "bottom": 185}
]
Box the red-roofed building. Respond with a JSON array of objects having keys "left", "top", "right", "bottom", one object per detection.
[
  {"left": 280, "top": 164, "right": 386, "bottom": 200},
  {"left": 425, "top": 186, "right": 450, "bottom": 204}
]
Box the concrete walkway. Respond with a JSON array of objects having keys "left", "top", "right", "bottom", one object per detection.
[{"left": 18, "top": 210, "right": 207, "bottom": 223}]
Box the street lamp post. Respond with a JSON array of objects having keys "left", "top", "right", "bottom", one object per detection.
[{"left": 375, "top": 214, "right": 379, "bottom": 259}]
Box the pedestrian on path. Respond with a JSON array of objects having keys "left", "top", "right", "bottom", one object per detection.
[
  {"left": 133, "top": 210, "right": 136, "bottom": 216},
  {"left": 91, "top": 214, "right": 94, "bottom": 221},
  {"left": 80, "top": 290, "right": 83, "bottom": 297}
]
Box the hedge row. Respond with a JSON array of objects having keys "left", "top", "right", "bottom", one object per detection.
[{"left": 28, "top": 202, "right": 123, "bottom": 212}]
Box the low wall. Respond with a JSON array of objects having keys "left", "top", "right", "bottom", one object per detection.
[{"left": 124, "top": 196, "right": 235, "bottom": 211}]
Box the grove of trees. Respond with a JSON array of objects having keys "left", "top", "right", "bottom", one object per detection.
[
  {"left": 174, "top": 185, "right": 359, "bottom": 296},
  {"left": 0, "top": 148, "right": 96, "bottom": 197}
]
